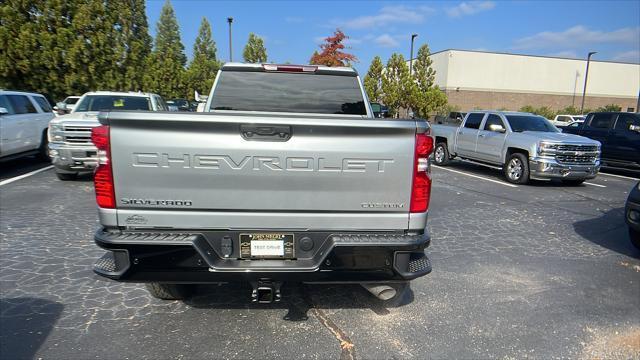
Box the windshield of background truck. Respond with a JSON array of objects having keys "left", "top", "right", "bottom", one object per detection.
[
  {"left": 506, "top": 115, "right": 559, "bottom": 133},
  {"left": 75, "top": 95, "right": 151, "bottom": 112},
  {"left": 64, "top": 97, "right": 79, "bottom": 104},
  {"left": 210, "top": 71, "right": 367, "bottom": 115}
]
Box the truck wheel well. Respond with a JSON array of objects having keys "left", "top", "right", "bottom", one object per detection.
[
  {"left": 435, "top": 136, "right": 447, "bottom": 145},
  {"left": 505, "top": 147, "right": 529, "bottom": 161}
]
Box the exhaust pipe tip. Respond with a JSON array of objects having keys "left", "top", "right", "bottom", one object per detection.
[{"left": 361, "top": 284, "right": 397, "bottom": 301}]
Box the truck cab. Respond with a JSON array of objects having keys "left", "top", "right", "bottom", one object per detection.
[{"left": 562, "top": 112, "right": 640, "bottom": 171}]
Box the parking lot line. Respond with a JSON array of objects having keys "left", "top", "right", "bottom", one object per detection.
[
  {"left": 599, "top": 172, "right": 639, "bottom": 181},
  {"left": 0, "top": 165, "right": 54, "bottom": 187},
  {"left": 584, "top": 182, "right": 606, "bottom": 188},
  {"left": 432, "top": 165, "right": 518, "bottom": 188}
]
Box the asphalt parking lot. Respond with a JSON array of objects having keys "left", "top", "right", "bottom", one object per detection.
[{"left": 1, "top": 157, "right": 639, "bottom": 359}]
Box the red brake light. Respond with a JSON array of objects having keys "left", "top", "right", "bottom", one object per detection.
[
  {"left": 410, "top": 132, "right": 434, "bottom": 213},
  {"left": 91, "top": 125, "right": 115, "bottom": 209}
]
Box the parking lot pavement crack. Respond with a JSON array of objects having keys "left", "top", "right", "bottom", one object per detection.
[{"left": 303, "top": 291, "right": 356, "bottom": 360}]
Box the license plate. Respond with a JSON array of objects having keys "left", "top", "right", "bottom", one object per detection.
[{"left": 239, "top": 233, "right": 294, "bottom": 259}]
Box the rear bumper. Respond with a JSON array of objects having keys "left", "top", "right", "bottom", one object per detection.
[
  {"left": 529, "top": 157, "right": 599, "bottom": 180},
  {"left": 93, "top": 228, "right": 432, "bottom": 283},
  {"left": 48, "top": 143, "right": 97, "bottom": 173}
]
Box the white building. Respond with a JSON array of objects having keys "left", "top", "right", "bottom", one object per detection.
[{"left": 417, "top": 49, "right": 640, "bottom": 112}]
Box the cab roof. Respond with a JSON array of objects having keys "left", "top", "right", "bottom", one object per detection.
[{"left": 221, "top": 62, "right": 359, "bottom": 76}]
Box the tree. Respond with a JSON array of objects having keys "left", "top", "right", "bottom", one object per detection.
[
  {"left": 411, "top": 44, "right": 447, "bottom": 118},
  {"left": 112, "top": 0, "right": 152, "bottom": 91},
  {"left": 596, "top": 104, "right": 622, "bottom": 112},
  {"left": 518, "top": 105, "right": 555, "bottom": 119},
  {"left": 363, "top": 56, "right": 383, "bottom": 102},
  {"left": 310, "top": 29, "right": 357, "bottom": 66},
  {"left": 0, "top": 0, "right": 77, "bottom": 100},
  {"left": 242, "top": 33, "right": 267, "bottom": 63},
  {"left": 185, "top": 17, "right": 220, "bottom": 99},
  {"left": 381, "top": 53, "right": 415, "bottom": 118},
  {"left": 143, "top": 0, "right": 187, "bottom": 99}
]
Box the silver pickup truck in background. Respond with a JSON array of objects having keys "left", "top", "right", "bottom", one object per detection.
[
  {"left": 48, "top": 91, "right": 168, "bottom": 180},
  {"left": 91, "top": 63, "right": 434, "bottom": 305},
  {"left": 431, "top": 111, "right": 601, "bottom": 185}
]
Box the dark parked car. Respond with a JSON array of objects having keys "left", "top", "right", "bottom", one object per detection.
[
  {"left": 167, "top": 98, "right": 191, "bottom": 111},
  {"left": 562, "top": 112, "right": 640, "bottom": 171},
  {"left": 626, "top": 182, "right": 640, "bottom": 250}
]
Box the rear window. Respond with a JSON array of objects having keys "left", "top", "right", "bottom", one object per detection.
[
  {"left": 75, "top": 95, "right": 151, "bottom": 112},
  {"left": 210, "top": 71, "right": 366, "bottom": 115}
]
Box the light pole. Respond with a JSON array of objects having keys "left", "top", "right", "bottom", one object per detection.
[
  {"left": 580, "top": 51, "right": 597, "bottom": 114},
  {"left": 409, "top": 34, "right": 418, "bottom": 76},
  {"left": 227, "top": 17, "right": 233, "bottom": 62}
]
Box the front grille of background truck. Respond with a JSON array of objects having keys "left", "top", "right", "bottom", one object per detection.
[{"left": 63, "top": 126, "right": 93, "bottom": 146}]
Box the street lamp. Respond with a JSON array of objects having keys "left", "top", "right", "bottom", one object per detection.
[
  {"left": 227, "top": 17, "right": 233, "bottom": 62},
  {"left": 580, "top": 51, "right": 597, "bottom": 114},
  {"left": 409, "top": 34, "right": 418, "bottom": 76}
]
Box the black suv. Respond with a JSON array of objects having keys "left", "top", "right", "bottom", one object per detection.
[{"left": 562, "top": 112, "right": 640, "bottom": 172}]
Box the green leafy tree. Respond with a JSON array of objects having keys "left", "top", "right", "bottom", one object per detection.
[
  {"left": 518, "top": 105, "right": 555, "bottom": 119},
  {"left": 242, "top": 33, "right": 267, "bottom": 63},
  {"left": 144, "top": 0, "right": 187, "bottom": 99},
  {"left": 557, "top": 105, "right": 581, "bottom": 115},
  {"left": 596, "top": 104, "right": 622, "bottom": 112},
  {"left": 185, "top": 17, "right": 220, "bottom": 99},
  {"left": 66, "top": 0, "right": 122, "bottom": 93},
  {"left": 382, "top": 53, "right": 415, "bottom": 118},
  {"left": 411, "top": 44, "right": 447, "bottom": 118},
  {"left": 0, "top": 0, "right": 77, "bottom": 100},
  {"left": 363, "top": 56, "right": 383, "bottom": 102},
  {"left": 111, "top": 0, "right": 152, "bottom": 91}
]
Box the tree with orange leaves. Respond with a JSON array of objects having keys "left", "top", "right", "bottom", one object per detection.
[{"left": 309, "top": 29, "right": 357, "bottom": 67}]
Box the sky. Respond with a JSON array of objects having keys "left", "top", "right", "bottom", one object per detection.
[{"left": 146, "top": 0, "right": 640, "bottom": 75}]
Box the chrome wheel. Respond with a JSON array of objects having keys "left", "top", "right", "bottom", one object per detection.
[
  {"left": 507, "top": 158, "right": 523, "bottom": 180},
  {"left": 434, "top": 146, "right": 445, "bottom": 163}
]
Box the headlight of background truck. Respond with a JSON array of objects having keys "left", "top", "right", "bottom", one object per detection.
[
  {"left": 48, "top": 123, "right": 64, "bottom": 143},
  {"left": 537, "top": 142, "right": 558, "bottom": 156}
]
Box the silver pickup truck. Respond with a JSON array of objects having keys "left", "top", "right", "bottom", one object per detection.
[
  {"left": 91, "top": 63, "right": 433, "bottom": 304},
  {"left": 431, "top": 111, "right": 601, "bottom": 185},
  {"left": 48, "top": 91, "right": 168, "bottom": 180}
]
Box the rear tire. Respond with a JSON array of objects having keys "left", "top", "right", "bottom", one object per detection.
[
  {"left": 145, "top": 283, "right": 192, "bottom": 300},
  {"left": 55, "top": 172, "right": 77, "bottom": 181},
  {"left": 630, "top": 228, "right": 640, "bottom": 250},
  {"left": 37, "top": 130, "right": 50, "bottom": 161},
  {"left": 433, "top": 142, "right": 451, "bottom": 165},
  {"left": 562, "top": 179, "right": 585, "bottom": 186},
  {"left": 504, "top": 153, "right": 529, "bottom": 184}
]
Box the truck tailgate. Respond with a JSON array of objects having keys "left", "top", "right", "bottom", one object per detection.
[{"left": 105, "top": 112, "right": 417, "bottom": 230}]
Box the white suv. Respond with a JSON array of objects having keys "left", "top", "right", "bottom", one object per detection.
[
  {"left": 552, "top": 114, "right": 585, "bottom": 126},
  {"left": 0, "top": 90, "right": 55, "bottom": 161}
]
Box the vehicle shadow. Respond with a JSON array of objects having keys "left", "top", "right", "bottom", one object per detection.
[
  {"left": 573, "top": 207, "right": 639, "bottom": 258},
  {"left": 0, "top": 298, "right": 64, "bottom": 359},
  {"left": 0, "top": 156, "right": 50, "bottom": 181},
  {"left": 185, "top": 282, "right": 414, "bottom": 321}
]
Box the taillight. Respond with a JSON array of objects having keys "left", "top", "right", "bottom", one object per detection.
[
  {"left": 91, "top": 125, "right": 115, "bottom": 208},
  {"left": 410, "top": 131, "right": 434, "bottom": 213}
]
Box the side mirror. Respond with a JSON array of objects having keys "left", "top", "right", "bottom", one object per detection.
[
  {"left": 630, "top": 124, "right": 640, "bottom": 133},
  {"left": 56, "top": 102, "right": 69, "bottom": 114},
  {"left": 168, "top": 105, "right": 178, "bottom": 112},
  {"left": 0, "top": 107, "right": 8, "bottom": 115},
  {"left": 489, "top": 124, "right": 506, "bottom": 133}
]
